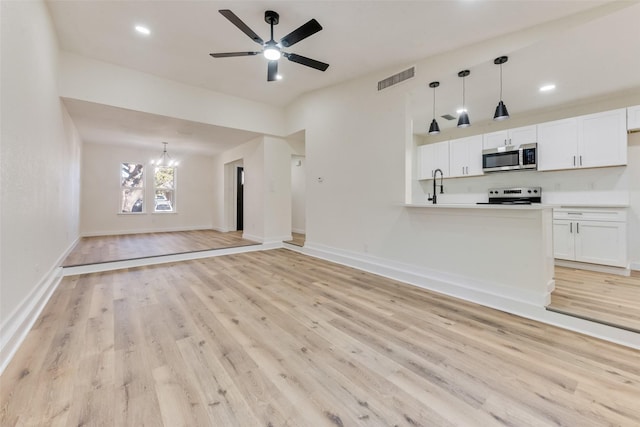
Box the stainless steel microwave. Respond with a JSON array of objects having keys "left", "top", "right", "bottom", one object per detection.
[{"left": 482, "top": 143, "right": 537, "bottom": 173}]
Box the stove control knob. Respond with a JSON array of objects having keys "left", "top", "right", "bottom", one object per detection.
[
  {"left": 528, "top": 190, "right": 532, "bottom": 194},
  {"left": 534, "top": 189, "right": 538, "bottom": 193}
]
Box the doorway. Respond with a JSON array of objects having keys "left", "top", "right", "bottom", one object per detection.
[{"left": 236, "top": 166, "right": 244, "bottom": 231}]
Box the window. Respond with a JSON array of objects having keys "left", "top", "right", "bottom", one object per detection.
[
  {"left": 121, "top": 163, "right": 144, "bottom": 213},
  {"left": 154, "top": 166, "right": 176, "bottom": 212}
]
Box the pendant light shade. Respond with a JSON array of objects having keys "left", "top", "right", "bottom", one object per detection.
[
  {"left": 493, "top": 56, "right": 510, "bottom": 121},
  {"left": 428, "top": 81, "right": 441, "bottom": 135},
  {"left": 457, "top": 70, "right": 471, "bottom": 128}
]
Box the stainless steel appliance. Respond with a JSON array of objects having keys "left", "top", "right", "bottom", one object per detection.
[
  {"left": 482, "top": 143, "right": 537, "bottom": 173},
  {"left": 476, "top": 187, "right": 541, "bottom": 205}
]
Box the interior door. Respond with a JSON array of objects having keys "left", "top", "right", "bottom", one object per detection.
[{"left": 236, "top": 167, "right": 244, "bottom": 231}]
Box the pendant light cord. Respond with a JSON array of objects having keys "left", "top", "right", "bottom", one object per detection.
[
  {"left": 432, "top": 87, "right": 436, "bottom": 119},
  {"left": 462, "top": 75, "right": 466, "bottom": 109},
  {"left": 499, "top": 63, "right": 503, "bottom": 101}
]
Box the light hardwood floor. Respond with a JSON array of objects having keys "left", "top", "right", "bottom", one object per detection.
[
  {"left": 548, "top": 267, "right": 640, "bottom": 333},
  {"left": 62, "top": 230, "right": 258, "bottom": 266},
  {"left": 284, "top": 232, "right": 305, "bottom": 247},
  {"left": 2, "top": 249, "right": 639, "bottom": 426}
]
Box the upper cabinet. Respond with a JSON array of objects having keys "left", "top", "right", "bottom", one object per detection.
[
  {"left": 578, "top": 108, "right": 627, "bottom": 168},
  {"left": 538, "top": 108, "right": 627, "bottom": 171},
  {"left": 483, "top": 125, "right": 537, "bottom": 149},
  {"left": 537, "top": 118, "right": 579, "bottom": 171},
  {"left": 449, "top": 135, "right": 483, "bottom": 178},
  {"left": 628, "top": 105, "right": 640, "bottom": 131},
  {"left": 417, "top": 141, "right": 449, "bottom": 180}
]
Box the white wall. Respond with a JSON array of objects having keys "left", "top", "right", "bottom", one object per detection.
[
  {"left": 59, "top": 52, "right": 286, "bottom": 137},
  {"left": 291, "top": 155, "right": 306, "bottom": 234},
  {"left": 1, "top": 0, "right": 81, "bottom": 363},
  {"left": 211, "top": 137, "right": 262, "bottom": 235},
  {"left": 80, "top": 143, "right": 215, "bottom": 235},
  {"left": 211, "top": 136, "right": 294, "bottom": 243}
]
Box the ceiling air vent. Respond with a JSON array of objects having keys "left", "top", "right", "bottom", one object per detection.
[
  {"left": 377, "top": 66, "right": 415, "bottom": 91},
  {"left": 441, "top": 114, "right": 456, "bottom": 121}
]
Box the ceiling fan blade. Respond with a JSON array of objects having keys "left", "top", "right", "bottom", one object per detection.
[
  {"left": 267, "top": 60, "right": 278, "bottom": 82},
  {"left": 279, "top": 19, "right": 322, "bottom": 47},
  {"left": 284, "top": 53, "right": 329, "bottom": 72},
  {"left": 219, "top": 9, "right": 264, "bottom": 45},
  {"left": 210, "top": 52, "right": 260, "bottom": 58}
]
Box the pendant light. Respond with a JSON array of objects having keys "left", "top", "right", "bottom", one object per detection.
[
  {"left": 428, "top": 81, "right": 441, "bottom": 135},
  {"left": 457, "top": 70, "right": 471, "bottom": 128},
  {"left": 493, "top": 56, "right": 510, "bottom": 121}
]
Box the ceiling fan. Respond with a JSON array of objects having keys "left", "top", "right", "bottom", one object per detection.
[{"left": 210, "top": 9, "right": 329, "bottom": 81}]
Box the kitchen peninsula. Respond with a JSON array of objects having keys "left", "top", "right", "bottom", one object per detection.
[{"left": 403, "top": 202, "right": 554, "bottom": 313}]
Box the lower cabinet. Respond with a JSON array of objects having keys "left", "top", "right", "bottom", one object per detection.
[{"left": 553, "top": 208, "right": 627, "bottom": 268}]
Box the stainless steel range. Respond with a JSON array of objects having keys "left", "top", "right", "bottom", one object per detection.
[{"left": 477, "top": 187, "right": 541, "bottom": 205}]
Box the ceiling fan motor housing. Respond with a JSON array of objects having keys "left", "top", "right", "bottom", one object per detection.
[{"left": 265, "top": 10, "right": 279, "bottom": 25}]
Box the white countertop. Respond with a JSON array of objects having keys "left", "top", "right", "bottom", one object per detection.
[
  {"left": 404, "top": 203, "right": 554, "bottom": 210},
  {"left": 555, "top": 204, "right": 629, "bottom": 208}
]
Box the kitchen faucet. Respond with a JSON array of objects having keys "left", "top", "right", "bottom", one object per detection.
[{"left": 428, "top": 168, "right": 444, "bottom": 204}]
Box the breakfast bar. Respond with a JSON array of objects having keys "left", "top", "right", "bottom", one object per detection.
[{"left": 403, "top": 202, "right": 555, "bottom": 311}]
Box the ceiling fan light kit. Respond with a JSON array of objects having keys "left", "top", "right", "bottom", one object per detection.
[{"left": 210, "top": 9, "right": 329, "bottom": 82}]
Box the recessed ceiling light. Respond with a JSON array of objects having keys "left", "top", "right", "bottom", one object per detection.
[
  {"left": 135, "top": 25, "right": 150, "bottom": 35},
  {"left": 539, "top": 84, "right": 556, "bottom": 92}
]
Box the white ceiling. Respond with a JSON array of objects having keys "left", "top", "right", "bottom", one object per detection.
[{"left": 46, "top": 0, "right": 640, "bottom": 152}]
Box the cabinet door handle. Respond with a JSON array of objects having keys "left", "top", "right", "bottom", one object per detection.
[
  {"left": 573, "top": 155, "right": 576, "bottom": 166},
  {"left": 579, "top": 155, "right": 583, "bottom": 166},
  {"left": 466, "top": 166, "right": 469, "bottom": 175},
  {"left": 462, "top": 166, "right": 465, "bottom": 175},
  {"left": 576, "top": 223, "right": 579, "bottom": 234},
  {"left": 570, "top": 222, "right": 573, "bottom": 233}
]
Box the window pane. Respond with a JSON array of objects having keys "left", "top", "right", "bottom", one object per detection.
[
  {"left": 121, "top": 163, "right": 144, "bottom": 213},
  {"left": 122, "top": 188, "right": 144, "bottom": 212},
  {"left": 154, "top": 166, "right": 175, "bottom": 212},
  {"left": 121, "top": 163, "right": 144, "bottom": 187}
]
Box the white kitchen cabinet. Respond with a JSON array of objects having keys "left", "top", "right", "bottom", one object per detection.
[
  {"left": 449, "top": 135, "right": 483, "bottom": 178},
  {"left": 553, "top": 208, "right": 627, "bottom": 268},
  {"left": 483, "top": 125, "right": 537, "bottom": 149},
  {"left": 578, "top": 108, "right": 627, "bottom": 168},
  {"left": 628, "top": 105, "right": 640, "bottom": 131},
  {"left": 417, "top": 141, "right": 449, "bottom": 180},
  {"left": 538, "top": 118, "right": 578, "bottom": 171},
  {"left": 538, "top": 109, "right": 627, "bottom": 171}
]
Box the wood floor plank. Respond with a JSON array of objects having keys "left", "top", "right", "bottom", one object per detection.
[
  {"left": 62, "top": 229, "right": 258, "bottom": 266},
  {"left": 2, "top": 249, "right": 640, "bottom": 426},
  {"left": 549, "top": 266, "right": 640, "bottom": 332}
]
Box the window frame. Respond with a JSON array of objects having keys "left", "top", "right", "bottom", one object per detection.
[{"left": 153, "top": 165, "right": 177, "bottom": 214}]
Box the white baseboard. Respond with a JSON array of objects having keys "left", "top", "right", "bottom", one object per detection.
[
  {"left": 81, "top": 225, "right": 214, "bottom": 237},
  {"left": 241, "top": 233, "right": 290, "bottom": 247},
  {"left": 555, "top": 259, "right": 631, "bottom": 276},
  {"left": 302, "top": 242, "right": 549, "bottom": 310},
  {"left": 630, "top": 261, "right": 640, "bottom": 272},
  {"left": 0, "top": 237, "right": 78, "bottom": 374},
  {"left": 291, "top": 242, "right": 639, "bottom": 350}
]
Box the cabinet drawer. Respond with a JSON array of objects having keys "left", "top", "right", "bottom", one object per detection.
[{"left": 553, "top": 208, "right": 627, "bottom": 222}]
